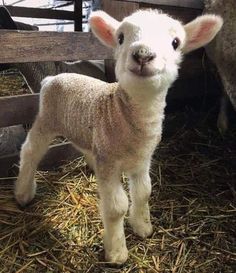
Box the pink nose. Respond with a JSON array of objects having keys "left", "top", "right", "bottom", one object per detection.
[{"left": 132, "top": 47, "right": 156, "bottom": 65}]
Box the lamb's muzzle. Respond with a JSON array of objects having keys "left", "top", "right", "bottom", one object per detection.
[
  {"left": 14, "top": 9, "right": 223, "bottom": 264},
  {"left": 132, "top": 46, "right": 156, "bottom": 64},
  {"left": 130, "top": 46, "right": 157, "bottom": 77}
]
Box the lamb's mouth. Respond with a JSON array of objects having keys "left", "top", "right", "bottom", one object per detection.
[{"left": 128, "top": 66, "right": 157, "bottom": 77}]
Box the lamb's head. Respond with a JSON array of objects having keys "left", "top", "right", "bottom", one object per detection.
[{"left": 90, "top": 10, "right": 223, "bottom": 95}]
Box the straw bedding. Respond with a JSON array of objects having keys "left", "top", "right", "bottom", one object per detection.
[{"left": 0, "top": 70, "right": 235, "bottom": 272}]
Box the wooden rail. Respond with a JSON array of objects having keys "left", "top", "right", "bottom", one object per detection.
[
  {"left": 0, "top": 142, "right": 80, "bottom": 176},
  {"left": 5, "top": 5, "right": 75, "bottom": 20},
  {"left": 0, "top": 30, "right": 112, "bottom": 63},
  {"left": 0, "top": 94, "right": 39, "bottom": 128}
]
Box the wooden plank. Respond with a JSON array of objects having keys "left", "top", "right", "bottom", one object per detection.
[
  {"left": 114, "top": 0, "right": 204, "bottom": 9},
  {"left": 39, "top": 142, "right": 81, "bottom": 170},
  {"left": 0, "top": 94, "right": 39, "bottom": 128},
  {"left": 0, "top": 30, "right": 112, "bottom": 63},
  {"left": 5, "top": 5, "right": 75, "bottom": 20},
  {"left": 0, "top": 142, "right": 81, "bottom": 177},
  {"left": 101, "top": 0, "right": 139, "bottom": 20},
  {"left": 74, "top": 0, "right": 83, "bottom": 31}
]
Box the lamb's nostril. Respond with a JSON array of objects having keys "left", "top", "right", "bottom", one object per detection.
[
  {"left": 132, "top": 50, "right": 156, "bottom": 65},
  {"left": 132, "top": 52, "right": 141, "bottom": 64}
]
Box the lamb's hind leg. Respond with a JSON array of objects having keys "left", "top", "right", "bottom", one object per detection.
[
  {"left": 96, "top": 162, "right": 129, "bottom": 264},
  {"left": 217, "top": 73, "right": 236, "bottom": 133},
  {"left": 15, "top": 118, "right": 55, "bottom": 206},
  {"left": 128, "top": 162, "right": 153, "bottom": 238},
  {"left": 217, "top": 92, "right": 230, "bottom": 134}
]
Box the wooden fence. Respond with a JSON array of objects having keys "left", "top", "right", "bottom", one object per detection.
[
  {"left": 0, "top": 1, "right": 108, "bottom": 176},
  {"left": 5, "top": 0, "right": 83, "bottom": 31},
  {"left": 0, "top": 0, "right": 211, "bottom": 177}
]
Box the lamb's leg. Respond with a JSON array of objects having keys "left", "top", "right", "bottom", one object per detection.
[
  {"left": 217, "top": 93, "right": 230, "bottom": 134},
  {"left": 217, "top": 73, "right": 236, "bottom": 133},
  {"left": 128, "top": 165, "right": 153, "bottom": 238},
  {"left": 15, "top": 119, "right": 54, "bottom": 206},
  {"left": 84, "top": 152, "right": 95, "bottom": 170},
  {"left": 97, "top": 165, "right": 128, "bottom": 264}
]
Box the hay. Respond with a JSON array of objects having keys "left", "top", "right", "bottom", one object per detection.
[
  {"left": 0, "top": 69, "right": 30, "bottom": 97},
  {"left": 0, "top": 107, "right": 235, "bottom": 273}
]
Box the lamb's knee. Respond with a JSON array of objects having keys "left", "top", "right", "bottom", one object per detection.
[
  {"left": 21, "top": 139, "right": 33, "bottom": 157},
  {"left": 19, "top": 140, "right": 39, "bottom": 168},
  {"left": 84, "top": 153, "right": 95, "bottom": 170},
  {"left": 130, "top": 173, "right": 151, "bottom": 203},
  {"left": 101, "top": 188, "right": 128, "bottom": 221},
  {"left": 20, "top": 127, "right": 51, "bottom": 163}
]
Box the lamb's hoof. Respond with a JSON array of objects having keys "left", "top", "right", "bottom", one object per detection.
[
  {"left": 105, "top": 247, "right": 128, "bottom": 265},
  {"left": 129, "top": 218, "right": 153, "bottom": 238},
  {"left": 14, "top": 181, "right": 36, "bottom": 207}
]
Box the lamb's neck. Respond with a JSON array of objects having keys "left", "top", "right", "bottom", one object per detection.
[{"left": 117, "top": 83, "right": 168, "bottom": 120}]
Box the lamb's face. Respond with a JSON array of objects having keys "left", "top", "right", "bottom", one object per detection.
[
  {"left": 90, "top": 9, "right": 223, "bottom": 95},
  {"left": 115, "top": 10, "right": 186, "bottom": 92}
]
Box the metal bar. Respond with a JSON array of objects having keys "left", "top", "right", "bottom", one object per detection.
[{"left": 74, "top": 0, "right": 83, "bottom": 31}]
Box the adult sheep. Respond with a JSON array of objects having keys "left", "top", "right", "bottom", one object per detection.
[{"left": 204, "top": 0, "right": 236, "bottom": 133}]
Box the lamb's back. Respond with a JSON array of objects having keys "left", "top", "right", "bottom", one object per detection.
[{"left": 40, "top": 74, "right": 117, "bottom": 149}]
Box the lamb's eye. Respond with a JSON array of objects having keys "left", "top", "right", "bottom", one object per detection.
[
  {"left": 118, "top": 32, "right": 124, "bottom": 45},
  {"left": 172, "top": 37, "right": 180, "bottom": 50}
]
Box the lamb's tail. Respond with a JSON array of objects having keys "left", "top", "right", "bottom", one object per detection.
[
  {"left": 39, "top": 76, "right": 55, "bottom": 110},
  {"left": 41, "top": 76, "right": 54, "bottom": 88},
  {"left": 40, "top": 76, "right": 55, "bottom": 98}
]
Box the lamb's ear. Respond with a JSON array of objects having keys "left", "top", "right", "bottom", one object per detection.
[
  {"left": 89, "top": 11, "right": 120, "bottom": 48},
  {"left": 183, "top": 15, "right": 223, "bottom": 53}
]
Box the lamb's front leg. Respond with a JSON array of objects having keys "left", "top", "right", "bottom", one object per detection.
[
  {"left": 97, "top": 166, "right": 129, "bottom": 264},
  {"left": 128, "top": 164, "right": 153, "bottom": 238}
]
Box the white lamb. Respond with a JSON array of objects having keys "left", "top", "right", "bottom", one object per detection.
[{"left": 14, "top": 10, "right": 222, "bottom": 264}]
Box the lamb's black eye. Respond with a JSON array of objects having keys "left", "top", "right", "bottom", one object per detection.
[
  {"left": 172, "top": 37, "right": 180, "bottom": 50},
  {"left": 118, "top": 32, "right": 124, "bottom": 45}
]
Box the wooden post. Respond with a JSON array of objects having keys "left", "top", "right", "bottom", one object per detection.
[{"left": 74, "top": 0, "right": 83, "bottom": 31}]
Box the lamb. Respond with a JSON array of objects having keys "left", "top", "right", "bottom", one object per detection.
[
  {"left": 14, "top": 10, "right": 222, "bottom": 264},
  {"left": 204, "top": 0, "right": 236, "bottom": 133}
]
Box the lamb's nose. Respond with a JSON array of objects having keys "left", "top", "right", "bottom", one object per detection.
[{"left": 132, "top": 47, "right": 156, "bottom": 65}]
